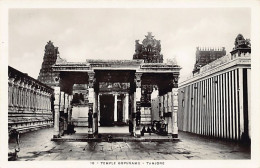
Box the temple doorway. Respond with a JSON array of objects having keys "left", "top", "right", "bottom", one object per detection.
[
  {"left": 100, "top": 94, "right": 114, "bottom": 126},
  {"left": 117, "top": 95, "right": 123, "bottom": 123}
]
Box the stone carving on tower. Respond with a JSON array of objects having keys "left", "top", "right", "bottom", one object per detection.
[
  {"left": 230, "top": 34, "right": 251, "bottom": 58},
  {"left": 133, "top": 32, "right": 163, "bottom": 63},
  {"left": 233, "top": 34, "right": 251, "bottom": 49}
]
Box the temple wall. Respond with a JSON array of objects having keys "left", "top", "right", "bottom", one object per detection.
[
  {"left": 178, "top": 54, "right": 251, "bottom": 141},
  {"left": 8, "top": 66, "right": 54, "bottom": 133}
]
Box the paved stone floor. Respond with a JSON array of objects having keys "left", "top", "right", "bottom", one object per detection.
[{"left": 9, "top": 127, "right": 250, "bottom": 161}]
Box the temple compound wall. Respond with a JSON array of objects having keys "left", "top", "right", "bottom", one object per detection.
[
  {"left": 178, "top": 34, "right": 251, "bottom": 142},
  {"left": 8, "top": 66, "right": 54, "bottom": 133}
]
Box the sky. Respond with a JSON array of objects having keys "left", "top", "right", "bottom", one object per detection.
[{"left": 8, "top": 8, "right": 251, "bottom": 80}]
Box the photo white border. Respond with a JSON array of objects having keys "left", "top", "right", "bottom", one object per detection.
[{"left": 1, "top": 0, "right": 260, "bottom": 168}]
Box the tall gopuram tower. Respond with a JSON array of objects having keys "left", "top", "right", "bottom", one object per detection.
[
  {"left": 193, "top": 46, "right": 226, "bottom": 74},
  {"left": 133, "top": 32, "right": 163, "bottom": 63},
  {"left": 38, "top": 41, "right": 60, "bottom": 86}
]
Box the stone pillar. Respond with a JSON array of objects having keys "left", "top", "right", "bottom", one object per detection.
[
  {"left": 114, "top": 94, "right": 118, "bottom": 123},
  {"left": 36, "top": 89, "right": 40, "bottom": 112},
  {"left": 64, "top": 93, "right": 68, "bottom": 132},
  {"left": 88, "top": 72, "right": 96, "bottom": 137},
  {"left": 30, "top": 87, "right": 35, "bottom": 111},
  {"left": 171, "top": 74, "right": 179, "bottom": 138},
  {"left": 14, "top": 80, "right": 20, "bottom": 110},
  {"left": 53, "top": 87, "right": 61, "bottom": 138},
  {"left": 40, "top": 90, "right": 44, "bottom": 112},
  {"left": 17, "top": 81, "right": 23, "bottom": 110},
  {"left": 20, "top": 81, "right": 25, "bottom": 111},
  {"left": 94, "top": 92, "right": 98, "bottom": 133},
  {"left": 135, "top": 72, "right": 142, "bottom": 137},
  {"left": 98, "top": 94, "right": 100, "bottom": 126},
  {"left": 27, "top": 84, "right": 32, "bottom": 111},
  {"left": 68, "top": 95, "right": 73, "bottom": 123},
  {"left": 23, "top": 83, "right": 28, "bottom": 110},
  {"left": 167, "top": 91, "right": 173, "bottom": 134},
  {"left": 125, "top": 93, "right": 129, "bottom": 123},
  {"left": 8, "top": 78, "right": 15, "bottom": 108},
  {"left": 12, "top": 81, "right": 16, "bottom": 109}
]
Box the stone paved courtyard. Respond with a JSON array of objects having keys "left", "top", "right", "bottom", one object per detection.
[{"left": 10, "top": 127, "right": 250, "bottom": 161}]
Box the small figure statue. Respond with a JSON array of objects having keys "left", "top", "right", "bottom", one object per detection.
[
  {"left": 129, "top": 120, "right": 134, "bottom": 136},
  {"left": 147, "top": 127, "right": 152, "bottom": 135},
  {"left": 141, "top": 126, "right": 146, "bottom": 136}
]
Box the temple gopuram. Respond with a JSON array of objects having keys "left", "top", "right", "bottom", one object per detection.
[
  {"left": 193, "top": 47, "right": 226, "bottom": 74},
  {"left": 38, "top": 32, "right": 181, "bottom": 138}
]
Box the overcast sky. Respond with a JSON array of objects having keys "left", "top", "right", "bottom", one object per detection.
[{"left": 8, "top": 8, "right": 251, "bottom": 79}]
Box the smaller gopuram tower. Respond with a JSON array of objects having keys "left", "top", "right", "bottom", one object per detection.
[
  {"left": 133, "top": 32, "right": 163, "bottom": 63},
  {"left": 193, "top": 46, "right": 226, "bottom": 74},
  {"left": 230, "top": 34, "right": 251, "bottom": 58},
  {"left": 38, "top": 41, "right": 59, "bottom": 85}
]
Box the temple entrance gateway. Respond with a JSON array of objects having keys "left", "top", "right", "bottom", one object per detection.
[{"left": 49, "top": 33, "right": 181, "bottom": 138}]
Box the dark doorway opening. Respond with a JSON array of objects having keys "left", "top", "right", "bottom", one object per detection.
[
  {"left": 117, "top": 99, "right": 123, "bottom": 122},
  {"left": 100, "top": 95, "right": 114, "bottom": 126}
]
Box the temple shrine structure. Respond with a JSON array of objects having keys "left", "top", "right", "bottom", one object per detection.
[{"left": 37, "top": 32, "right": 181, "bottom": 138}]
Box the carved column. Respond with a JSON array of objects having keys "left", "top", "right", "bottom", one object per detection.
[
  {"left": 13, "top": 80, "right": 17, "bottom": 110},
  {"left": 171, "top": 74, "right": 179, "bottom": 138},
  {"left": 18, "top": 80, "right": 23, "bottom": 111},
  {"left": 24, "top": 82, "right": 29, "bottom": 111},
  {"left": 42, "top": 91, "right": 46, "bottom": 112},
  {"left": 166, "top": 91, "right": 173, "bottom": 134},
  {"left": 8, "top": 77, "right": 15, "bottom": 109},
  {"left": 53, "top": 86, "right": 61, "bottom": 138},
  {"left": 30, "top": 85, "right": 35, "bottom": 111},
  {"left": 135, "top": 72, "right": 142, "bottom": 137},
  {"left": 125, "top": 93, "right": 129, "bottom": 123},
  {"left": 98, "top": 94, "right": 100, "bottom": 126},
  {"left": 36, "top": 88, "right": 40, "bottom": 112},
  {"left": 39, "top": 89, "right": 42, "bottom": 112},
  {"left": 88, "top": 71, "right": 96, "bottom": 137},
  {"left": 68, "top": 95, "right": 73, "bottom": 123},
  {"left": 29, "top": 85, "right": 33, "bottom": 111},
  {"left": 34, "top": 88, "right": 37, "bottom": 111},
  {"left": 20, "top": 81, "right": 25, "bottom": 111},
  {"left": 114, "top": 93, "right": 118, "bottom": 123}
]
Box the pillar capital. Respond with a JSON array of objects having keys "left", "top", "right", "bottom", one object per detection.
[
  {"left": 88, "top": 71, "right": 96, "bottom": 88},
  {"left": 8, "top": 77, "right": 15, "bottom": 84},
  {"left": 171, "top": 73, "right": 179, "bottom": 88},
  {"left": 113, "top": 93, "right": 118, "bottom": 96},
  {"left": 53, "top": 72, "right": 60, "bottom": 86},
  {"left": 135, "top": 72, "right": 142, "bottom": 88}
]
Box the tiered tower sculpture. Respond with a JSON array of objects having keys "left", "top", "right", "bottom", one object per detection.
[{"left": 133, "top": 32, "right": 163, "bottom": 63}]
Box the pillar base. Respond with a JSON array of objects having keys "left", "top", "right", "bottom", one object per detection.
[
  {"left": 88, "top": 129, "right": 94, "bottom": 138},
  {"left": 88, "top": 133, "right": 94, "bottom": 138},
  {"left": 135, "top": 127, "right": 141, "bottom": 138},
  {"left": 135, "top": 134, "right": 141, "bottom": 138},
  {"left": 172, "top": 134, "right": 178, "bottom": 138},
  {"left": 53, "top": 134, "right": 60, "bottom": 138}
]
